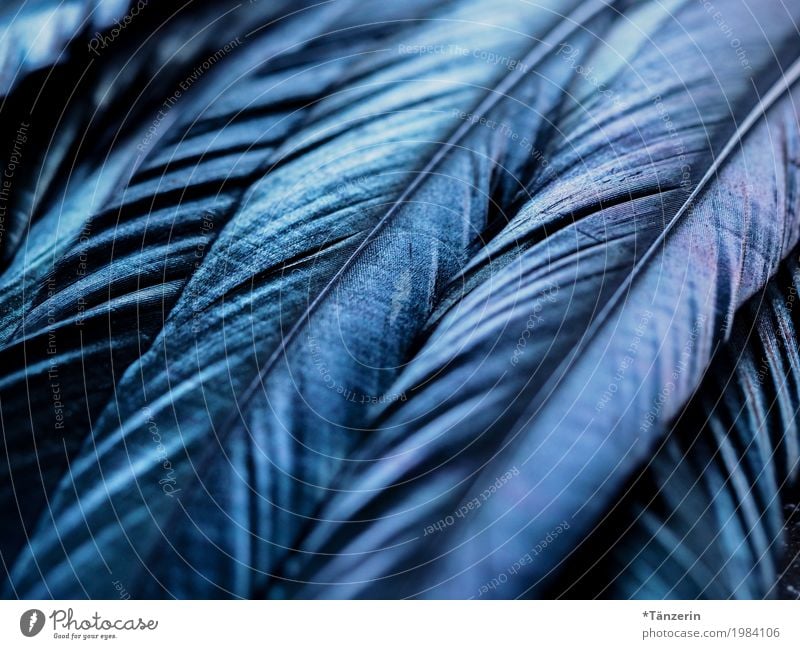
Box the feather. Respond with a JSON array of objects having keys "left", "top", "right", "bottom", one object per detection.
[
  {"left": 286, "top": 0, "right": 800, "bottom": 598},
  {"left": 556, "top": 253, "right": 800, "bottom": 599},
  {"left": 3, "top": 0, "right": 800, "bottom": 601},
  {"left": 0, "top": 0, "right": 130, "bottom": 98},
  {"left": 3, "top": 0, "right": 609, "bottom": 598},
  {"left": 0, "top": 0, "right": 368, "bottom": 575},
  {"left": 1, "top": 0, "right": 459, "bottom": 595}
]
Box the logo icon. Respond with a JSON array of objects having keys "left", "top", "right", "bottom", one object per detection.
[{"left": 20, "top": 609, "right": 45, "bottom": 637}]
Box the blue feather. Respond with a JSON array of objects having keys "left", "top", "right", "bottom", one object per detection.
[
  {"left": 286, "top": 0, "right": 800, "bottom": 598},
  {"left": 2, "top": 0, "right": 800, "bottom": 600},
  {"left": 557, "top": 255, "right": 800, "bottom": 599}
]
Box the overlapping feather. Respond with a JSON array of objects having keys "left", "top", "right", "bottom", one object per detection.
[{"left": 1, "top": 0, "right": 799, "bottom": 600}]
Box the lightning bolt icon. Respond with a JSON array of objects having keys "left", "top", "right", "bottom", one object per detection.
[{"left": 28, "top": 611, "right": 38, "bottom": 632}]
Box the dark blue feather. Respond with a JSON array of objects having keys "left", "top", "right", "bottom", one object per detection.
[
  {"left": 286, "top": 0, "right": 800, "bottom": 598},
  {"left": 2, "top": 0, "right": 800, "bottom": 601},
  {"left": 4, "top": 0, "right": 603, "bottom": 598},
  {"left": 556, "top": 254, "right": 800, "bottom": 599}
]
